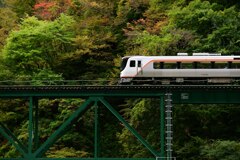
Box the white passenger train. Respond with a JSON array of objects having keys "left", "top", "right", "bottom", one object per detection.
[{"left": 119, "top": 53, "right": 240, "bottom": 84}]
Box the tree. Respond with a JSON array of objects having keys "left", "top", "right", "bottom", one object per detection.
[
  {"left": 208, "top": 0, "right": 240, "bottom": 8},
  {"left": 117, "top": 98, "right": 161, "bottom": 157},
  {"left": 33, "top": 0, "right": 72, "bottom": 20},
  {"left": 167, "top": 0, "right": 240, "bottom": 54},
  {"left": 201, "top": 140, "right": 240, "bottom": 160},
  {"left": 3, "top": 14, "right": 75, "bottom": 75},
  {"left": 10, "top": 0, "right": 36, "bottom": 17},
  {"left": 0, "top": 1, "right": 18, "bottom": 50},
  {"left": 54, "top": 0, "right": 119, "bottom": 80}
]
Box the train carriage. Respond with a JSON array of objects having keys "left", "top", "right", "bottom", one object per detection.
[{"left": 119, "top": 53, "right": 240, "bottom": 84}]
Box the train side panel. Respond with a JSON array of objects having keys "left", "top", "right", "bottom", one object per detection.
[{"left": 120, "top": 55, "right": 240, "bottom": 84}]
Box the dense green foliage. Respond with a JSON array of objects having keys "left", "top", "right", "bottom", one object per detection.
[{"left": 1, "top": 0, "right": 240, "bottom": 159}]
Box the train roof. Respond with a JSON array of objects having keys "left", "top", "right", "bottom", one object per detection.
[{"left": 124, "top": 55, "right": 240, "bottom": 61}]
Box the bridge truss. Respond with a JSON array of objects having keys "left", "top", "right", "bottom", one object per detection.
[{"left": 0, "top": 85, "right": 240, "bottom": 160}]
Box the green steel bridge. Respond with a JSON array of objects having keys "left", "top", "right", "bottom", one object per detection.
[{"left": 1, "top": 84, "right": 240, "bottom": 160}]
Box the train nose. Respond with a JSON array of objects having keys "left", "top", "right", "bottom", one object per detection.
[
  {"left": 120, "top": 71, "right": 125, "bottom": 78},
  {"left": 120, "top": 73, "right": 123, "bottom": 78}
]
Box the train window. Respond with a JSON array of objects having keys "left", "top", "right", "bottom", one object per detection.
[
  {"left": 193, "top": 62, "right": 197, "bottom": 69},
  {"left": 160, "top": 62, "right": 164, "bottom": 69},
  {"left": 228, "top": 62, "right": 232, "bottom": 68},
  {"left": 153, "top": 62, "right": 162, "bottom": 69},
  {"left": 211, "top": 62, "right": 215, "bottom": 68},
  {"left": 232, "top": 62, "right": 240, "bottom": 68},
  {"left": 138, "top": 61, "right": 141, "bottom": 67},
  {"left": 130, "top": 60, "right": 136, "bottom": 67},
  {"left": 181, "top": 63, "right": 192, "bottom": 69},
  {"left": 197, "top": 62, "right": 211, "bottom": 69},
  {"left": 153, "top": 62, "right": 160, "bottom": 69},
  {"left": 121, "top": 57, "right": 129, "bottom": 71},
  {"left": 177, "top": 62, "right": 181, "bottom": 69},
  {"left": 215, "top": 62, "right": 227, "bottom": 69},
  {"left": 164, "top": 63, "right": 177, "bottom": 69}
]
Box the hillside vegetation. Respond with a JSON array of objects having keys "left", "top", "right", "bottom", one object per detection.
[{"left": 1, "top": 0, "right": 240, "bottom": 159}]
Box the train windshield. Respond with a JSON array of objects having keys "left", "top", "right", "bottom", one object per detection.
[{"left": 121, "top": 57, "right": 129, "bottom": 71}]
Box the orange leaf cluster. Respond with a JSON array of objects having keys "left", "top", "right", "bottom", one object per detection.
[{"left": 34, "top": 0, "right": 72, "bottom": 20}]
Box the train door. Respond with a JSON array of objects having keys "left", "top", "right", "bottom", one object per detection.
[
  {"left": 129, "top": 60, "right": 142, "bottom": 76},
  {"left": 129, "top": 60, "right": 137, "bottom": 76},
  {"left": 137, "top": 60, "right": 142, "bottom": 75}
]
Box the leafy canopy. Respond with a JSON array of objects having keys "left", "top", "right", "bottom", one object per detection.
[
  {"left": 168, "top": 0, "right": 240, "bottom": 54},
  {"left": 3, "top": 14, "right": 75, "bottom": 75}
]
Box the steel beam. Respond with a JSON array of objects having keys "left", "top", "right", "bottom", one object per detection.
[
  {"left": 33, "top": 97, "right": 39, "bottom": 150},
  {"left": 160, "top": 96, "right": 165, "bottom": 157},
  {"left": 98, "top": 97, "right": 160, "bottom": 157},
  {"left": 34, "top": 98, "right": 94, "bottom": 157},
  {"left": 94, "top": 101, "right": 100, "bottom": 158},
  {"left": 28, "top": 97, "right": 34, "bottom": 157},
  {"left": 1, "top": 85, "right": 240, "bottom": 104},
  {"left": 0, "top": 123, "right": 28, "bottom": 157},
  {"left": 1, "top": 158, "right": 155, "bottom": 160}
]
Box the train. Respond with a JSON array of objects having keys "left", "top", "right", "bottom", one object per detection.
[{"left": 119, "top": 53, "right": 240, "bottom": 84}]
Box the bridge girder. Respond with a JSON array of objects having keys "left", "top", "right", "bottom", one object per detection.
[{"left": 1, "top": 85, "right": 240, "bottom": 159}]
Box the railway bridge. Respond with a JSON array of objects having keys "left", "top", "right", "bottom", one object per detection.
[{"left": 0, "top": 84, "right": 240, "bottom": 160}]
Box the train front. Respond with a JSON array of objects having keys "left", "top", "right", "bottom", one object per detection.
[{"left": 119, "top": 56, "right": 133, "bottom": 84}]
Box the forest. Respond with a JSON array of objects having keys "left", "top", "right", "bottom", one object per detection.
[{"left": 1, "top": 0, "right": 240, "bottom": 159}]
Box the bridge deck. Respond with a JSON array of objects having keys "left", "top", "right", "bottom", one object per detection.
[{"left": 0, "top": 85, "right": 239, "bottom": 103}]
